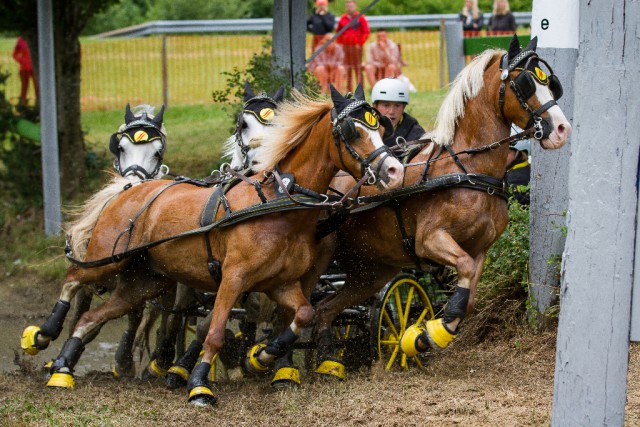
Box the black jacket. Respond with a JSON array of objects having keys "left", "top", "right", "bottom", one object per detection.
[
  {"left": 505, "top": 162, "right": 530, "bottom": 205},
  {"left": 383, "top": 112, "right": 425, "bottom": 147},
  {"left": 307, "top": 12, "right": 336, "bottom": 36},
  {"left": 488, "top": 13, "right": 516, "bottom": 32}
]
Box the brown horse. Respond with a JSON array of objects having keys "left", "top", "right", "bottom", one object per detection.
[
  {"left": 296, "top": 36, "right": 572, "bottom": 379},
  {"left": 28, "top": 86, "right": 404, "bottom": 406}
]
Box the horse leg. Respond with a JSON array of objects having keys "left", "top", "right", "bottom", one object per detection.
[
  {"left": 166, "top": 309, "right": 209, "bottom": 389},
  {"left": 21, "top": 276, "right": 85, "bottom": 355},
  {"left": 187, "top": 278, "right": 243, "bottom": 406},
  {"left": 401, "top": 231, "right": 486, "bottom": 355},
  {"left": 47, "top": 273, "right": 175, "bottom": 389},
  {"left": 314, "top": 266, "right": 396, "bottom": 380},
  {"left": 247, "top": 281, "right": 314, "bottom": 381},
  {"left": 113, "top": 304, "right": 144, "bottom": 378},
  {"left": 142, "top": 287, "right": 180, "bottom": 380}
]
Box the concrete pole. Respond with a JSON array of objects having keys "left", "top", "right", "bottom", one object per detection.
[
  {"left": 527, "top": 0, "right": 578, "bottom": 326},
  {"left": 551, "top": 1, "right": 640, "bottom": 425},
  {"left": 37, "top": 0, "right": 61, "bottom": 235},
  {"left": 444, "top": 21, "right": 464, "bottom": 82},
  {"left": 272, "top": 0, "right": 306, "bottom": 90}
]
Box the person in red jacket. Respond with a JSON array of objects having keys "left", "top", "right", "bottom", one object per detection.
[
  {"left": 12, "top": 36, "right": 38, "bottom": 105},
  {"left": 336, "top": 0, "right": 370, "bottom": 92}
]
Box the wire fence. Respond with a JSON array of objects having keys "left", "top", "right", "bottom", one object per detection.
[{"left": 0, "top": 28, "right": 527, "bottom": 112}]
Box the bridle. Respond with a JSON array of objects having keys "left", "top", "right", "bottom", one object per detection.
[
  {"left": 234, "top": 94, "right": 278, "bottom": 170},
  {"left": 331, "top": 99, "right": 396, "bottom": 185},
  {"left": 110, "top": 126, "right": 168, "bottom": 180},
  {"left": 499, "top": 50, "right": 563, "bottom": 141}
]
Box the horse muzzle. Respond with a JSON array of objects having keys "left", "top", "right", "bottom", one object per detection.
[{"left": 376, "top": 156, "right": 404, "bottom": 190}]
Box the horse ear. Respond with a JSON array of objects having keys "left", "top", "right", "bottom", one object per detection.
[
  {"left": 354, "top": 84, "right": 365, "bottom": 101},
  {"left": 273, "top": 86, "right": 285, "bottom": 102},
  {"left": 525, "top": 36, "right": 538, "bottom": 52},
  {"left": 125, "top": 103, "right": 136, "bottom": 124},
  {"left": 507, "top": 34, "right": 521, "bottom": 62},
  {"left": 330, "top": 84, "right": 344, "bottom": 103},
  {"left": 244, "top": 80, "right": 255, "bottom": 101},
  {"left": 152, "top": 105, "right": 165, "bottom": 127}
]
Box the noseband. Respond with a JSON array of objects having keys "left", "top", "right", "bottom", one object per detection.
[
  {"left": 499, "top": 51, "right": 563, "bottom": 140},
  {"left": 331, "top": 100, "right": 395, "bottom": 185}
]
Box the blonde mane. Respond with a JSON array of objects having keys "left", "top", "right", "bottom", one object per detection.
[
  {"left": 431, "top": 49, "right": 503, "bottom": 146},
  {"left": 65, "top": 175, "right": 135, "bottom": 260},
  {"left": 252, "top": 91, "right": 332, "bottom": 171}
]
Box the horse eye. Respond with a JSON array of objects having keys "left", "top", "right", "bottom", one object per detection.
[{"left": 241, "top": 122, "right": 248, "bottom": 130}]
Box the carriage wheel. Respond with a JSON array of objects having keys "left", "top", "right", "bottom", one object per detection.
[{"left": 372, "top": 274, "right": 435, "bottom": 371}]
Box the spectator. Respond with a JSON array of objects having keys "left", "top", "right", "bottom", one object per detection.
[
  {"left": 364, "top": 28, "right": 401, "bottom": 89},
  {"left": 308, "top": 33, "right": 346, "bottom": 93},
  {"left": 371, "top": 78, "right": 425, "bottom": 147},
  {"left": 459, "top": 0, "right": 484, "bottom": 33},
  {"left": 487, "top": 0, "right": 516, "bottom": 33},
  {"left": 12, "top": 36, "right": 38, "bottom": 105},
  {"left": 307, "top": 0, "right": 336, "bottom": 53},
  {"left": 505, "top": 139, "right": 531, "bottom": 205},
  {"left": 337, "top": 0, "right": 370, "bottom": 92}
]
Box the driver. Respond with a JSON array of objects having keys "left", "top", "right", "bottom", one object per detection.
[{"left": 371, "top": 77, "right": 425, "bottom": 147}]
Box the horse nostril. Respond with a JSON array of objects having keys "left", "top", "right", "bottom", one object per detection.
[{"left": 387, "top": 166, "right": 398, "bottom": 178}]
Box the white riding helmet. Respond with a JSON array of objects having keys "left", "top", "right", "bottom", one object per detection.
[{"left": 371, "top": 78, "right": 410, "bottom": 104}]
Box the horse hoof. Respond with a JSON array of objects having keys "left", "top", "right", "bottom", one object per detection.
[
  {"left": 166, "top": 366, "right": 190, "bottom": 389},
  {"left": 112, "top": 364, "right": 135, "bottom": 379},
  {"left": 400, "top": 323, "right": 426, "bottom": 357},
  {"left": 270, "top": 366, "right": 300, "bottom": 390},
  {"left": 47, "top": 371, "right": 75, "bottom": 389},
  {"left": 21, "top": 325, "right": 43, "bottom": 355},
  {"left": 315, "top": 360, "right": 345, "bottom": 380},
  {"left": 243, "top": 344, "right": 269, "bottom": 375},
  {"left": 424, "top": 318, "right": 456, "bottom": 350},
  {"left": 188, "top": 386, "right": 217, "bottom": 407},
  {"left": 142, "top": 359, "right": 168, "bottom": 380}
]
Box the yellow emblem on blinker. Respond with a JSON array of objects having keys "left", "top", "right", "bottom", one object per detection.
[
  {"left": 534, "top": 67, "right": 548, "bottom": 82},
  {"left": 260, "top": 108, "right": 274, "bottom": 121},
  {"left": 364, "top": 111, "right": 377, "bottom": 127},
  {"left": 133, "top": 130, "right": 149, "bottom": 142}
]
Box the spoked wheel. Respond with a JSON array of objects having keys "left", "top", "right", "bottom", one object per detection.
[{"left": 372, "top": 274, "right": 435, "bottom": 371}]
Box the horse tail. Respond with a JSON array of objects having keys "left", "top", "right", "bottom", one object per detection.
[{"left": 65, "top": 174, "right": 138, "bottom": 261}]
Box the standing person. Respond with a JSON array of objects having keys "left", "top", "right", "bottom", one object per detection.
[
  {"left": 337, "top": 0, "right": 370, "bottom": 92},
  {"left": 12, "top": 36, "right": 38, "bottom": 105},
  {"left": 459, "top": 0, "right": 484, "bottom": 34},
  {"left": 307, "top": 0, "right": 336, "bottom": 53},
  {"left": 371, "top": 78, "right": 425, "bottom": 147},
  {"left": 487, "top": 0, "right": 516, "bottom": 34},
  {"left": 307, "top": 33, "right": 346, "bottom": 93},
  {"left": 364, "top": 28, "right": 401, "bottom": 88}
]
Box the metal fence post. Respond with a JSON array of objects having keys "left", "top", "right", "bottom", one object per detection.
[
  {"left": 37, "top": 0, "right": 61, "bottom": 235},
  {"left": 444, "top": 21, "right": 464, "bottom": 82}
]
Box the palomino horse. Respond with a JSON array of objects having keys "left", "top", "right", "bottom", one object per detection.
[
  {"left": 21, "top": 82, "right": 283, "bottom": 378},
  {"left": 140, "top": 83, "right": 285, "bottom": 381},
  {"left": 27, "top": 86, "right": 403, "bottom": 407},
  {"left": 299, "top": 36, "right": 571, "bottom": 379},
  {"left": 20, "top": 103, "right": 168, "bottom": 361}
]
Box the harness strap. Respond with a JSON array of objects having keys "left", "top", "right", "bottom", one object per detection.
[{"left": 391, "top": 201, "right": 423, "bottom": 271}]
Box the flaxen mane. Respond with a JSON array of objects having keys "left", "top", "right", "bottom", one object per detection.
[
  {"left": 65, "top": 175, "right": 132, "bottom": 260},
  {"left": 431, "top": 49, "right": 503, "bottom": 146},
  {"left": 252, "top": 90, "right": 331, "bottom": 171}
]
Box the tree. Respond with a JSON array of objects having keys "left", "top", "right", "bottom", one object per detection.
[{"left": 0, "top": 0, "right": 118, "bottom": 199}]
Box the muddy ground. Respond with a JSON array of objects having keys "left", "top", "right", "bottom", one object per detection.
[{"left": 0, "top": 278, "right": 639, "bottom": 426}]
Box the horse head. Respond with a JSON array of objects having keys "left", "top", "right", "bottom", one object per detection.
[
  {"left": 498, "top": 35, "right": 572, "bottom": 149},
  {"left": 110, "top": 104, "right": 168, "bottom": 180},
  {"left": 329, "top": 84, "right": 404, "bottom": 189},
  {"left": 224, "top": 81, "right": 285, "bottom": 171}
]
